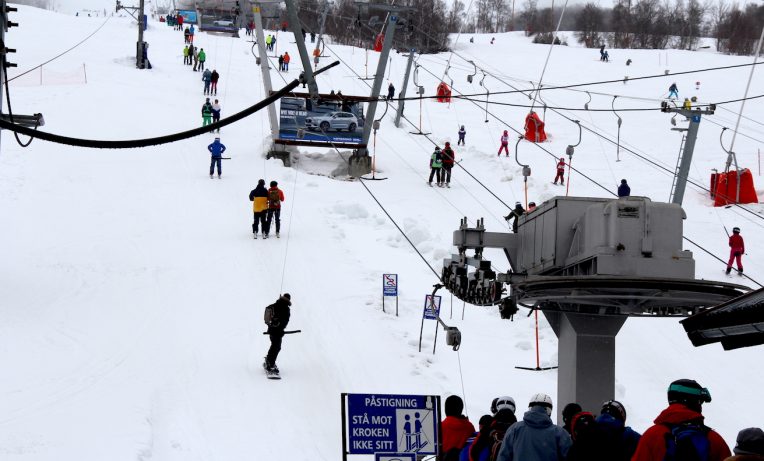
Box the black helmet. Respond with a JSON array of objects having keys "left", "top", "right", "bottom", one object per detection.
[
  {"left": 601, "top": 400, "right": 627, "bottom": 421},
  {"left": 270, "top": 180, "right": 278, "bottom": 187},
  {"left": 668, "top": 379, "right": 711, "bottom": 406}
]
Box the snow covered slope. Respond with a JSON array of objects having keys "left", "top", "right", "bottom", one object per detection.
[{"left": 1, "top": 6, "right": 763, "bottom": 460}]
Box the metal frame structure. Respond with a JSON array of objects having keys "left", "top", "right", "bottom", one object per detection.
[{"left": 116, "top": 0, "right": 148, "bottom": 69}]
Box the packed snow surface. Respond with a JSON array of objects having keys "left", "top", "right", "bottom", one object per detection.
[{"left": 1, "top": 6, "right": 763, "bottom": 460}]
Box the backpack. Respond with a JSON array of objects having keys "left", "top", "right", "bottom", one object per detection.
[
  {"left": 487, "top": 418, "right": 514, "bottom": 461},
  {"left": 268, "top": 188, "right": 281, "bottom": 208},
  {"left": 663, "top": 422, "right": 711, "bottom": 461},
  {"left": 264, "top": 304, "right": 274, "bottom": 326}
]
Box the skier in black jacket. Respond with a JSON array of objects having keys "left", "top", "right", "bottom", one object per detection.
[{"left": 265, "top": 293, "right": 291, "bottom": 373}]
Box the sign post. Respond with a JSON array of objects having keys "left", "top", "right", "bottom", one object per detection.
[
  {"left": 418, "top": 295, "right": 441, "bottom": 353},
  {"left": 382, "top": 274, "right": 398, "bottom": 315},
  {"left": 341, "top": 393, "right": 441, "bottom": 461}
]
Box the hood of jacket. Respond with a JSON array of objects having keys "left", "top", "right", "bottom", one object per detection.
[
  {"left": 522, "top": 406, "right": 554, "bottom": 429},
  {"left": 653, "top": 403, "right": 704, "bottom": 426}
]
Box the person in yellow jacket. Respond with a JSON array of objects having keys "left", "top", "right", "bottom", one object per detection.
[
  {"left": 183, "top": 45, "right": 190, "bottom": 65},
  {"left": 683, "top": 98, "right": 692, "bottom": 110},
  {"left": 248, "top": 179, "right": 269, "bottom": 239}
]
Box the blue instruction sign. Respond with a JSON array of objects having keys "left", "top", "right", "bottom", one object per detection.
[
  {"left": 344, "top": 393, "right": 440, "bottom": 456},
  {"left": 423, "top": 295, "right": 441, "bottom": 320},
  {"left": 383, "top": 274, "right": 398, "bottom": 296}
]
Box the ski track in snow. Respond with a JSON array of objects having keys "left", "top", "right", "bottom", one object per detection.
[{"left": 1, "top": 5, "right": 764, "bottom": 460}]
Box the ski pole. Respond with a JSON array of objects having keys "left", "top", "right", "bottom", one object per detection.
[{"left": 262, "top": 329, "right": 302, "bottom": 335}]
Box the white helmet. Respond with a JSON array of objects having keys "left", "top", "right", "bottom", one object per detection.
[
  {"left": 493, "top": 396, "right": 516, "bottom": 414},
  {"left": 529, "top": 393, "right": 554, "bottom": 416}
]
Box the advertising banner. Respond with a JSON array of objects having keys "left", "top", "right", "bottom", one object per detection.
[{"left": 279, "top": 96, "right": 365, "bottom": 144}]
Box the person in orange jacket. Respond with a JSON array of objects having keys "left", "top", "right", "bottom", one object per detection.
[
  {"left": 726, "top": 227, "right": 745, "bottom": 275},
  {"left": 283, "top": 52, "right": 291, "bottom": 71},
  {"left": 630, "top": 379, "right": 731, "bottom": 461},
  {"left": 441, "top": 395, "right": 476, "bottom": 461},
  {"left": 265, "top": 180, "right": 285, "bottom": 238}
]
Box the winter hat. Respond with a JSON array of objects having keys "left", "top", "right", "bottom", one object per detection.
[
  {"left": 444, "top": 395, "right": 464, "bottom": 417},
  {"left": 477, "top": 414, "right": 494, "bottom": 430},
  {"left": 445, "top": 142, "right": 450, "bottom": 147},
  {"left": 282, "top": 293, "right": 291, "bottom": 300},
  {"left": 562, "top": 403, "right": 582, "bottom": 426},
  {"left": 491, "top": 396, "right": 516, "bottom": 414},
  {"left": 258, "top": 179, "right": 265, "bottom": 185},
  {"left": 621, "top": 179, "right": 627, "bottom": 184},
  {"left": 733, "top": 227, "right": 741, "bottom": 233},
  {"left": 529, "top": 393, "right": 553, "bottom": 416},
  {"left": 503, "top": 130, "right": 508, "bottom": 134},
  {"left": 215, "top": 137, "right": 220, "bottom": 141},
  {"left": 435, "top": 146, "right": 441, "bottom": 151},
  {"left": 571, "top": 412, "right": 595, "bottom": 441},
  {"left": 270, "top": 180, "right": 278, "bottom": 187},
  {"left": 733, "top": 427, "right": 764, "bottom": 455},
  {"left": 601, "top": 400, "right": 627, "bottom": 422},
  {"left": 667, "top": 379, "right": 711, "bottom": 406}
]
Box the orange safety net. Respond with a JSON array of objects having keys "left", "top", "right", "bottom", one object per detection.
[
  {"left": 712, "top": 169, "right": 759, "bottom": 206},
  {"left": 373, "top": 34, "right": 384, "bottom": 52},
  {"left": 436, "top": 82, "right": 452, "bottom": 103},
  {"left": 524, "top": 112, "right": 547, "bottom": 142}
]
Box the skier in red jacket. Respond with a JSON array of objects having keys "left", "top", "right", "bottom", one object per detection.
[
  {"left": 441, "top": 395, "right": 476, "bottom": 459},
  {"left": 726, "top": 227, "right": 745, "bottom": 275},
  {"left": 630, "top": 379, "right": 730, "bottom": 461},
  {"left": 554, "top": 158, "right": 566, "bottom": 185},
  {"left": 497, "top": 130, "right": 510, "bottom": 156}
]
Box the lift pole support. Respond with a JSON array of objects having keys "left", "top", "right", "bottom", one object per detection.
[
  {"left": 283, "top": 0, "right": 319, "bottom": 99},
  {"left": 250, "top": 2, "right": 279, "bottom": 141},
  {"left": 394, "top": 48, "right": 415, "bottom": 128}
]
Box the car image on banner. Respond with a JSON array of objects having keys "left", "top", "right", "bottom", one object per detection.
[{"left": 279, "top": 96, "right": 365, "bottom": 144}]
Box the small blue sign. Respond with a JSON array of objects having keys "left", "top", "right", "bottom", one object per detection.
[
  {"left": 383, "top": 274, "right": 398, "bottom": 296},
  {"left": 692, "top": 115, "right": 701, "bottom": 123},
  {"left": 423, "top": 295, "right": 441, "bottom": 320},
  {"left": 346, "top": 394, "right": 439, "bottom": 455}
]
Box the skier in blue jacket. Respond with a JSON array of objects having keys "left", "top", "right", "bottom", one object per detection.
[
  {"left": 208, "top": 137, "right": 226, "bottom": 178},
  {"left": 496, "top": 393, "right": 572, "bottom": 461}
]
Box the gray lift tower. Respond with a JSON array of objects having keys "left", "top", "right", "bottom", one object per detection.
[
  {"left": 440, "top": 196, "right": 748, "bottom": 420},
  {"left": 660, "top": 101, "right": 716, "bottom": 205},
  {"left": 348, "top": 1, "right": 413, "bottom": 177},
  {"left": 116, "top": 0, "right": 148, "bottom": 69}
]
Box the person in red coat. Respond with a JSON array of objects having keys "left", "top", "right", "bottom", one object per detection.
[
  {"left": 631, "top": 379, "right": 731, "bottom": 461},
  {"left": 497, "top": 130, "right": 509, "bottom": 156},
  {"left": 726, "top": 227, "right": 745, "bottom": 275},
  {"left": 554, "top": 158, "right": 566, "bottom": 185},
  {"left": 441, "top": 395, "right": 476, "bottom": 461}
]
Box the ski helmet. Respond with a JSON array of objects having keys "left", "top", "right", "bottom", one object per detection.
[
  {"left": 562, "top": 402, "right": 582, "bottom": 426},
  {"left": 529, "top": 393, "right": 553, "bottom": 416},
  {"left": 601, "top": 400, "right": 627, "bottom": 421},
  {"left": 667, "top": 379, "right": 711, "bottom": 408},
  {"left": 490, "top": 396, "right": 516, "bottom": 414},
  {"left": 733, "top": 227, "right": 741, "bottom": 233}
]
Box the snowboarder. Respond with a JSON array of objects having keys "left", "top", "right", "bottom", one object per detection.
[
  {"left": 498, "top": 130, "right": 510, "bottom": 156},
  {"left": 202, "top": 68, "right": 212, "bottom": 95},
  {"left": 183, "top": 45, "right": 190, "bottom": 64},
  {"left": 617, "top": 179, "right": 630, "bottom": 197},
  {"left": 197, "top": 48, "right": 206, "bottom": 71},
  {"left": 265, "top": 180, "right": 285, "bottom": 238},
  {"left": 441, "top": 142, "right": 455, "bottom": 187},
  {"left": 668, "top": 83, "right": 679, "bottom": 99},
  {"left": 726, "top": 227, "right": 745, "bottom": 275},
  {"left": 278, "top": 54, "right": 284, "bottom": 72},
  {"left": 211, "top": 99, "right": 221, "bottom": 132},
  {"left": 428, "top": 146, "right": 443, "bottom": 187},
  {"left": 264, "top": 293, "right": 292, "bottom": 375},
  {"left": 554, "top": 157, "right": 566, "bottom": 185},
  {"left": 504, "top": 202, "right": 525, "bottom": 233},
  {"left": 210, "top": 69, "right": 219, "bottom": 95},
  {"left": 283, "top": 52, "right": 290, "bottom": 71},
  {"left": 249, "top": 179, "right": 268, "bottom": 238},
  {"left": 387, "top": 83, "right": 395, "bottom": 100},
  {"left": 457, "top": 125, "right": 466, "bottom": 146},
  {"left": 630, "top": 379, "right": 730, "bottom": 461},
  {"left": 207, "top": 136, "right": 226, "bottom": 178}
]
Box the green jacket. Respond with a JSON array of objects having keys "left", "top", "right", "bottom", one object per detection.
[
  {"left": 430, "top": 151, "right": 443, "bottom": 168},
  {"left": 183, "top": 47, "right": 189, "bottom": 57},
  {"left": 198, "top": 50, "right": 206, "bottom": 62}
]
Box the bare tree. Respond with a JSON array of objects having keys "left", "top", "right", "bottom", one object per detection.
[{"left": 575, "top": 2, "right": 604, "bottom": 47}]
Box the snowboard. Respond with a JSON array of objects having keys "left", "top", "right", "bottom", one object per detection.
[{"left": 263, "top": 360, "right": 281, "bottom": 379}]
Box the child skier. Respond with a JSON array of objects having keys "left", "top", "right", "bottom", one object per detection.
[
  {"left": 457, "top": 125, "right": 466, "bottom": 146},
  {"left": 554, "top": 158, "right": 566, "bottom": 185},
  {"left": 497, "top": 130, "right": 509, "bottom": 156},
  {"left": 726, "top": 227, "right": 745, "bottom": 275},
  {"left": 429, "top": 146, "right": 443, "bottom": 186}
]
